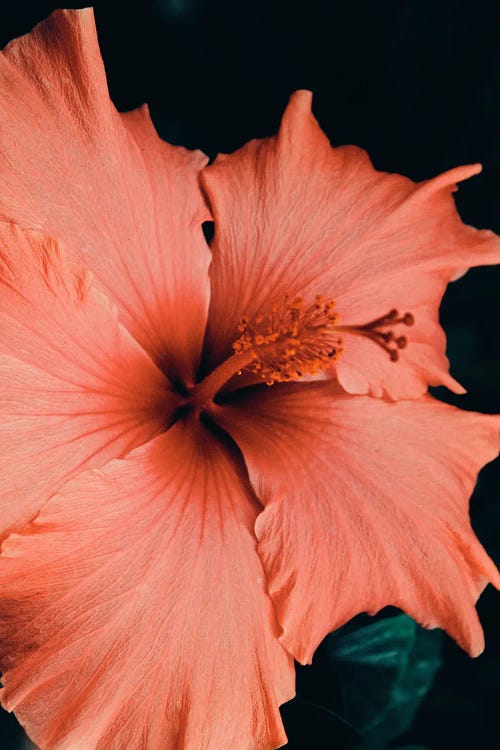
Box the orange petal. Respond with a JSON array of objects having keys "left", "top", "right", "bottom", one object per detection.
[
  {"left": 0, "top": 223, "right": 174, "bottom": 541},
  {"left": 0, "top": 420, "right": 294, "bottom": 750},
  {"left": 214, "top": 382, "right": 500, "bottom": 663},
  {"left": 0, "top": 9, "right": 211, "bottom": 384},
  {"left": 203, "top": 90, "right": 500, "bottom": 398}
]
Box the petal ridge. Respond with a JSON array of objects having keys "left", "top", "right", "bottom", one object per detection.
[
  {"left": 202, "top": 89, "right": 500, "bottom": 399},
  {"left": 0, "top": 222, "right": 173, "bottom": 542},
  {"left": 0, "top": 8, "right": 211, "bottom": 383},
  {"left": 0, "top": 421, "right": 294, "bottom": 750},
  {"left": 214, "top": 382, "right": 500, "bottom": 662}
]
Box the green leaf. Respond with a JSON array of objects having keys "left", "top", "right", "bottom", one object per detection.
[{"left": 325, "top": 611, "right": 441, "bottom": 746}]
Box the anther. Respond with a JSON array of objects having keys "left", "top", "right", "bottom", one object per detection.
[{"left": 232, "top": 294, "right": 343, "bottom": 385}]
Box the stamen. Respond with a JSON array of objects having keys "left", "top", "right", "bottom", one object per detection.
[
  {"left": 233, "top": 296, "right": 416, "bottom": 384},
  {"left": 232, "top": 294, "right": 343, "bottom": 385}
]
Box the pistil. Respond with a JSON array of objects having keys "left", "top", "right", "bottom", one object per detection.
[
  {"left": 188, "top": 296, "right": 416, "bottom": 408},
  {"left": 188, "top": 351, "right": 255, "bottom": 410}
]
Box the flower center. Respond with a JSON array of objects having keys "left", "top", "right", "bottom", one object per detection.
[{"left": 188, "top": 295, "right": 415, "bottom": 409}]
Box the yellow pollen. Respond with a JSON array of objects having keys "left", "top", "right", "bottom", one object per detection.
[{"left": 232, "top": 294, "right": 343, "bottom": 385}]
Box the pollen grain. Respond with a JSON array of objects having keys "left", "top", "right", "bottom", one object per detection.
[{"left": 232, "top": 294, "right": 343, "bottom": 385}]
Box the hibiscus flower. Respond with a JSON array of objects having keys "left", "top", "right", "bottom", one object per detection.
[{"left": 0, "top": 8, "right": 498, "bottom": 750}]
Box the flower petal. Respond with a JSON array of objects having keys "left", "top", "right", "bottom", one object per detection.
[
  {"left": 0, "top": 420, "right": 295, "bottom": 750},
  {"left": 0, "top": 8, "right": 211, "bottom": 383},
  {"left": 213, "top": 382, "right": 500, "bottom": 662},
  {"left": 0, "top": 223, "right": 174, "bottom": 541},
  {"left": 202, "top": 90, "right": 500, "bottom": 398}
]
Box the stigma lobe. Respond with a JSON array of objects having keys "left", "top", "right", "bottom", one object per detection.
[{"left": 335, "top": 308, "right": 415, "bottom": 362}]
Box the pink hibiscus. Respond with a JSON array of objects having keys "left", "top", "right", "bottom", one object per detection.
[{"left": 0, "top": 9, "right": 498, "bottom": 750}]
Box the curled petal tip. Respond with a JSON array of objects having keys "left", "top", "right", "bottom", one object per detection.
[
  {"left": 467, "top": 630, "right": 485, "bottom": 658},
  {"left": 289, "top": 88, "right": 313, "bottom": 104}
]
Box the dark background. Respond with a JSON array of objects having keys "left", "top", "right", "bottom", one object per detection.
[{"left": 0, "top": 1, "right": 498, "bottom": 748}]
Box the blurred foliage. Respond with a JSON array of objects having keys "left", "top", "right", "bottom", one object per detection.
[
  {"left": 327, "top": 613, "right": 441, "bottom": 745},
  {"left": 282, "top": 611, "right": 441, "bottom": 748}
]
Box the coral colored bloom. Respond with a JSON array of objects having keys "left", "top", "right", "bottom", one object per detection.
[{"left": 0, "top": 8, "right": 499, "bottom": 750}]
